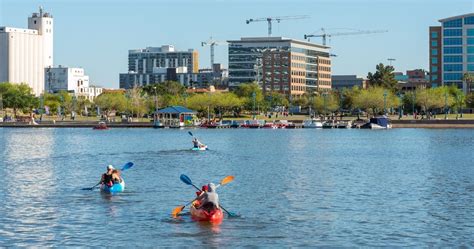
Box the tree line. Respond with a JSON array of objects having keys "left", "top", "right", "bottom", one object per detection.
[{"left": 1, "top": 63, "right": 474, "bottom": 120}]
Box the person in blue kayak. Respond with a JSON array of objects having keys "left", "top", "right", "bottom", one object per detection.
[
  {"left": 195, "top": 183, "right": 219, "bottom": 211},
  {"left": 192, "top": 137, "right": 204, "bottom": 148},
  {"left": 99, "top": 165, "right": 115, "bottom": 187}
]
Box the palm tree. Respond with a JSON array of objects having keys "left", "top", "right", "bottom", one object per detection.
[{"left": 462, "top": 73, "right": 474, "bottom": 94}]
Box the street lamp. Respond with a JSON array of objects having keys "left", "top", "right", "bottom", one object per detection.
[
  {"left": 153, "top": 86, "right": 158, "bottom": 124},
  {"left": 323, "top": 92, "right": 328, "bottom": 118},
  {"left": 444, "top": 89, "right": 448, "bottom": 120},
  {"left": 398, "top": 93, "right": 403, "bottom": 119},
  {"left": 383, "top": 90, "right": 387, "bottom": 116},
  {"left": 252, "top": 92, "right": 256, "bottom": 120}
]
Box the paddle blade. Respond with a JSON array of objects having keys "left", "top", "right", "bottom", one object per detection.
[
  {"left": 121, "top": 162, "right": 134, "bottom": 171},
  {"left": 180, "top": 174, "right": 193, "bottom": 185},
  {"left": 81, "top": 187, "right": 93, "bottom": 191},
  {"left": 220, "top": 175, "right": 235, "bottom": 186},
  {"left": 188, "top": 131, "right": 194, "bottom": 137},
  {"left": 172, "top": 205, "right": 185, "bottom": 217}
]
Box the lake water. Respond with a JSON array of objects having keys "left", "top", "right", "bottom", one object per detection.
[{"left": 0, "top": 128, "right": 473, "bottom": 247}]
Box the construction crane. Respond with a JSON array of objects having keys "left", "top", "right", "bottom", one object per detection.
[
  {"left": 201, "top": 37, "right": 226, "bottom": 71},
  {"left": 304, "top": 28, "right": 388, "bottom": 45},
  {"left": 246, "top": 15, "right": 309, "bottom": 36}
]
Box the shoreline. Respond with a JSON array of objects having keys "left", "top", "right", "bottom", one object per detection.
[{"left": 2, "top": 119, "right": 474, "bottom": 129}]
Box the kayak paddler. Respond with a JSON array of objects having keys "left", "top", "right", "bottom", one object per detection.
[
  {"left": 99, "top": 165, "right": 114, "bottom": 187},
  {"left": 192, "top": 137, "right": 205, "bottom": 148},
  {"left": 196, "top": 183, "right": 219, "bottom": 211}
]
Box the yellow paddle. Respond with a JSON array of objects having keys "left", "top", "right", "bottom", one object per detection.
[{"left": 171, "top": 175, "right": 235, "bottom": 217}]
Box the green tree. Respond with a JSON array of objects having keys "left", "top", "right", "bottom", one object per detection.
[
  {"left": 265, "top": 91, "right": 289, "bottom": 108},
  {"left": 415, "top": 86, "right": 453, "bottom": 118},
  {"left": 0, "top": 82, "right": 37, "bottom": 117},
  {"left": 352, "top": 87, "right": 399, "bottom": 116},
  {"left": 448, "top": 84, "right": 465, "bottom": 117},
  {"left": 95, "top": 92, "right": 127, "bottom": 117},
  {"left": 367, "top": 63, "right": 398, "bottom": 91},
  {"left": 233, "top": 82, "right": 264, "bottom": 112},
  {"left": 311, "top": 93, "right": 339, "bottom": 115},
  {"left": 211, "top": 92, "right": 244, "bottom": 118}
]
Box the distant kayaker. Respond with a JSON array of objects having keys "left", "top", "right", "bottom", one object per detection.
[
  {"left": 99, "top": 165, "right": 115, "bottom": 187},
  {"left": 192, "top": 138, "right": 204, "bottom": 148},
  {"left": 196, "top": 183, "right": 219, "bottom": 211}
]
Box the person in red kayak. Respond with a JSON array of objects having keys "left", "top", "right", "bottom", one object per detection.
[
  {"left": 194, "top": 185, "right": 209, "bottom": 207},
  {"left": 195, "top": 183, "right": 219, "bottom": 211}
]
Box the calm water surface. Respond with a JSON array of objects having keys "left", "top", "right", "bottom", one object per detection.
[{"left": 0, "top": 128, "right": 473, "bottom": 247}]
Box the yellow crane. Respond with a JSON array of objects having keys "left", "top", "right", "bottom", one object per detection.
[
  {"left": 304, "top": 28, "right": 388, "bottom": 45},
  {"left": 246, "top": 15, "right": 310, "bottom": 36}
]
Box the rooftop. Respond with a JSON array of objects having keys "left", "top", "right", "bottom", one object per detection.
[
  {"left": 439, "top": 13, "right": 474, "bottom": 22},
  {"left": 227, "top": 37, "right": 329, "bottom": 49}
]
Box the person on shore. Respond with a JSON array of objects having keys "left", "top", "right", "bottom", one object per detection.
[
  {"left": 99, "top": 165, "right": 115, "bottom": 187},
  {"left": 196, "top": 183, "right": 219, "bottom": 211}
]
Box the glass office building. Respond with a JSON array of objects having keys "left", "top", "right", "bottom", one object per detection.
[
  {"left": 431, "top": 13, "right": 474, "bottom": 93},
  {"left": 227, "top": 37, "right": 331, "bottom": 97}
]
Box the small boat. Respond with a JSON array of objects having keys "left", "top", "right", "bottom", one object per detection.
[
  {"left": 303, "top": 119, "right": 323, "bottom": 128},
  {"left": 360, "top": 116, "right": 392, "bottom": 129},
  {"left": 248, "top": 120, "right": 262, "bottom": 128},
  {"left": 262, "top": 122, "right": 277, "bottom": 129},
  {"left": 100, "top": 180, "right": 125, "bottom": 193},
  {"left": 322, "top": 120, "right": 335, "bottom": 129},
  {"left": 190, "top": 202, "right": 224, "bottom": 224},
  {"left": 335, "top": 120, "right": 352, "bottom": 129},
  {"left": 191, "top": 145, "right": 208, "bottom": 151},
  {"left": 93, "top": 121, "right": 109, "bottom": 130}
]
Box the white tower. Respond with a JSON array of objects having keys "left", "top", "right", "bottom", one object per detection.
[{"left": 28, "top": 6, "right": 54, "bottom": 68}]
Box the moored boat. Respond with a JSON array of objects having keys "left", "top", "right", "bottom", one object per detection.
[
  {"left": 190, "top": 202, "right": 224, "bottom": 224},
  {"left": 303, "top": 118, "right": 323, "bottom": 128},
  {"left": 100, "top": 180, "right": 125, "bottom": 193},
  {"left": 360, "top": 116, "right": 392, "bottom": 129},
  {"left": 93, "top": 121, "right": 109, "bottom": 130}
]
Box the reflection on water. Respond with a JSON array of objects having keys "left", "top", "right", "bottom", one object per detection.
[{"left": 0, "top": 128, "right": 473, "bottom": 246}]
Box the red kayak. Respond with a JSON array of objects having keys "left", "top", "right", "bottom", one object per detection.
[{"left": 190, "top": 202, "right": 223, "bottom": 224}]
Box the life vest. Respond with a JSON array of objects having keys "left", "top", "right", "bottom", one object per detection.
[{"left": 102, "top": 173, "right": 113, "bottom": 187}]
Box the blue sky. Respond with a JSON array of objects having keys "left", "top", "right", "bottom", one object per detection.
[{"left": 1, "top": 0, "right": 473, "bottom": 88}]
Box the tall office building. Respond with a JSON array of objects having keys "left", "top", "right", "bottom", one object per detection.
[
  {"left": 227, "top": 37, "right": 331, "bottom": 97},
  {"left": 119, "top": 45, "right": 199, "bottom": 88},
  {"left": 430, "top": 13, "right": 474, "bottom": 93},
  {"left": 0, "top": 7, "right": 54, "bottom": 96}
]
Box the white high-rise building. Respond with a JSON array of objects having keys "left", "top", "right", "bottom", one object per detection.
[{"left": 0, "top": 6, "right": 54, "bottom": 96}]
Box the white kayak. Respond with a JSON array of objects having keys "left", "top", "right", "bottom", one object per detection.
[{"left": 191, "top": 145, "right": 208, "bottom": 151}]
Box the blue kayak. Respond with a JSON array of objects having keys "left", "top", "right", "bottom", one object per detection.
[{"left": 100, "top": 180, "right": 125, "bottom": 193}]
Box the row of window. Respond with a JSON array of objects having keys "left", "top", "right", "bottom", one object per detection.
[
  {"left": 292, "top": 78, "right": 306, "bottom": 84},
  {"left": 444, "top": 64, "right": 462, "bottom": 71},
  {"left": 442, "top": 28, "right": 474, "bottom": 37},
  {"left": 290, "top": 85, "right": 306, "bottom": 92},
  {"left": 444, "top": 72, "right": 463, "bottom": 81},
  {"left": 318, "top": 66, "right": 331, "bottom": 72},
  {"left": 442, "top": 37, "right": 474, "bottom": 46}
]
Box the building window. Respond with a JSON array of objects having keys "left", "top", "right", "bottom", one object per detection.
[
  {"left": 34, "top": 20, "right": 36, "bottom": 24},
  {"left": 432, "top": 75, "right": 438, "bottom": 81},
  {"left": 443, "top": 19, "right": 462, "bottom": 28},
  {"left": 443, "top": 55, "right": 462, "bottom": 63},
  {"left": 431, "top": 66, "right": 438, "bottom": 73},
  {"left": 431, "top": 49, "right": 438, "bottom": 56},
  {"left": 443, "top": 29, "right": 462, "bottom": 37},
  {"left": 465, "top": 16, "right": 474, "bottom": 25},
  {"left": 431, "top": 58, "right": 438, "bottom": 64},
  {"left": 468, "top": 64, "right": 474, "bottom": 71},
  {"left": 443, "top": 46, "right": 462, "bottom": 54},
  {"left": 468, "top": 55, "right": 474, "bottom": 63},
  {"left": 468, "top": 38, "right": 474, "bottom": 45},
  {"left": 431, "top": 32, "right": 438, "bottom": 38},
  {"left": 444, "top": 73, "right": 463, "bottom": 81},
  {"left": 443, "top": 37, "right": 462, "bottom": 45},
  {"left": 467, "top": 29, "right": 474, "bottom": 36},
  {"left": 444, "top": 64, "right": 462, "bottom": 72},
  {"left": 468, "top": 46, "right": 474, "bottom": 54},
  {"left": 431, "top": 40, "right": 438, "bottom": 47}
]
